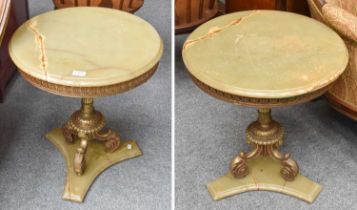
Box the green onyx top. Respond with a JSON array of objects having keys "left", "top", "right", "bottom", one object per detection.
[
  {"left": 9, "top": 7, "right": 163, "bottom": 87},
  {"left": 183, "top": 11, "right": 348, "bottom": 99}
]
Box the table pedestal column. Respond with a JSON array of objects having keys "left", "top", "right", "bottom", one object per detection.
[
  {"left": 207, "top": 108, "right": 322, "bottom": 203},
  {"left": 45, "top": 98, "right": 142, "bottom": 202},
  {"left": 230, "top": 108, "right": 299, "bottom": 181}
]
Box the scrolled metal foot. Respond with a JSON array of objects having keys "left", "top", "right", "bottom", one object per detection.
[
  {"left": 95, "top": 129, "right": 121, "bottom": 153},
  {"left": 62, "top": 124, "right": 76, "bottom": 144},
  {"left": 269, "top": 146, "right": 299, "bottom": 181},
  {"left": 230, "top": 152, "right": 249, "bottom": 178},
  {"left": 74, "top": 134, "right": 88, "bottom": 176},
  {"left": 230, "top": 145, "right": 262, "bottom": 178},
  {"left": 74, "top": 148, "right": 86, "bottom": 176},
  {"left": 280, "top": 154, "right": 299, "bottom": 181}
]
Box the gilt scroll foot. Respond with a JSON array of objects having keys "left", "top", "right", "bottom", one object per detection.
[
  {"left": 95, "top": 129, "right": 121, "bottom": 153},
  {"left": 62, "top": 123, "right": 76, "bottom": 144},
  {"left": 268, "top": 145, "right": 299, "bottom": 181},
  {"left": 74, "top": 133, "right": 89, "bottom": 176},
  {"left": 230, "top": 145, "right": 262, "bottom": 178}
]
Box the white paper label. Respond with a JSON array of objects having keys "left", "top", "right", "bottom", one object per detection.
[
  {"left": 72, "top": 70, "right": 87, "bottom": 77},
  {"left": 127, "top": 144, "right": 132, "bottom": 150}
]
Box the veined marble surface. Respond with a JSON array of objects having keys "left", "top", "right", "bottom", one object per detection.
[
  {"left": 183, "top": 11, "right": 348, "bottom": 99},
  {"left": 9, "top": 7, "right": 163, "bottom": 87}
]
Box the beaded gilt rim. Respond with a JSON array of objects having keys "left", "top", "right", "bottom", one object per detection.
[
  {"left": 189, "top": 72, "right": 331, "bottom": 108},
  {"left": 19, "top": 63, "right": 159, "bottom": 98}
]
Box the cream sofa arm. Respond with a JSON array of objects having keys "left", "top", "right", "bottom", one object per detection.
[{"left": 322, "top": 3, "right": 357, "bottom": 42}]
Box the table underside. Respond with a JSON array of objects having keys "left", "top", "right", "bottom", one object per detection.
[
  {"left": 190, "top": 73, "right": 331, "bottom": 108},
  {"left": 18, "top": 63, "right": 158, "bottom": 98}
]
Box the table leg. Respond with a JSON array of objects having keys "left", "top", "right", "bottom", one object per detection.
[
  {"left": 95, "top": 128, "right": 120, "bottom": 153},
  {"left": 45, "top": 98, "right": 142, "bottom": 202},
  {"left": 230, "top": 108, "right": 299, "bottom": 181},
  {"left": 206, "top": 108, "right": 321, "bottom": 203},
  {"left": 62, "top": 98, "right": 122, "bottom": 175},
  {"left": 74, "top": 132, "right": 89, "bottom": 176}
]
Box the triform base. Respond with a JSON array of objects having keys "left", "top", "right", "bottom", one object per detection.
[
  {"left": 207, "top": 156, "right": 321, "bottom": 203},
  {"left": 46, "top": 128, "right": 142, "bottom": 202}
]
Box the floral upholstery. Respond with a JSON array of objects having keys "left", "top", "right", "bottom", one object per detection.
[
  {"left": 326, "top": 0, "right": 357, "bottom": 16},
  {"left": 307, "top": 0, "right": 325, "bottom": 22},
  {"left": 308, "top": 0, "right": 357, "bottom": 119},
  {"left": 322, "top": 1, "right": 357, "bottom": 41}
]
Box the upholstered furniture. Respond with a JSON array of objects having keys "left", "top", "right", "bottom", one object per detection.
[
  {"left": 175, "top": 0, "right": 219, "bottom": 34},
  {"left": 0, "top": 0, "right": 10, "bottom": 44},
  {"left": 307, "top": 0, "right": 357, "bottom": 120},
  {"left": 0, "top": 0, "right": 28, "bottom": 102},
  {"left": 53, "top": 0, "right": 144, "bottom": 13},
  {"left": 9, "top": 7, "right": 163, "bottom": 202},
  {"left": 183, "top": 11, "right": 348, "bottom": 202}
]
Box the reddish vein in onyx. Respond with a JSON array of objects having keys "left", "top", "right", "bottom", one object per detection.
[
  {"left": 183, "top": 11, "right": 260, "bottom": 50},
  {"left": 27, "top": 20, "right": 48, "bottom": 73}
]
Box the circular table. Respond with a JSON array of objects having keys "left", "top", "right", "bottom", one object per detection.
[
  {"left": 9, "top": 7, "right": 163, "bottom": 202},
  {"left": 183, "top": 10, "right": 348, "bottom": 203}
]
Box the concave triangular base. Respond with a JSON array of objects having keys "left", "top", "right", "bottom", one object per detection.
[
  {"left": 207, "top": 156, "right": 321, "bottom": 203},
  {"left": 46, "top": 128, "right": 142, "bottom": 203}
]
